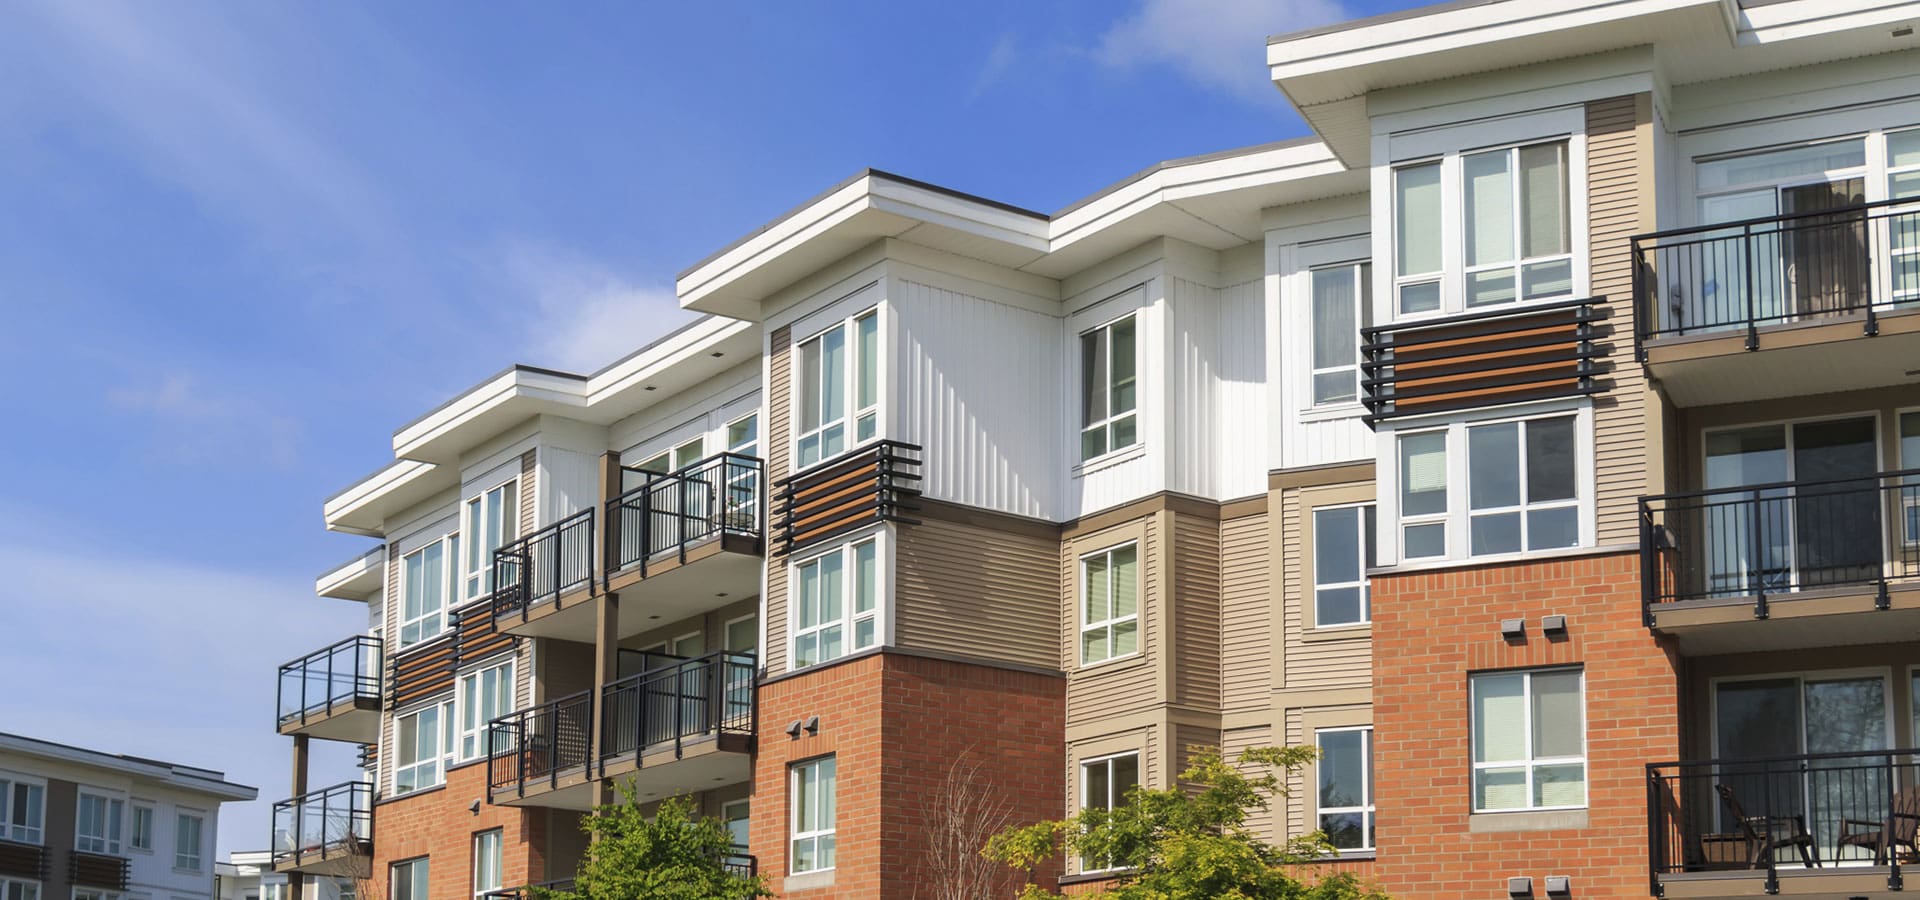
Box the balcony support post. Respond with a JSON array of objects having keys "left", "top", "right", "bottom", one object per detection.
[
  {"left": 590, "top": 590, "right": 620, "bottom": 808},
  {"left": 288, "top": 734, "right": 308, "bottom": 900},
  {"left": 599, "top": 452, "right": 620, "bottom": 593}
]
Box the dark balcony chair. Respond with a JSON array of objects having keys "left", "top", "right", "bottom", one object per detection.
[
  {"left": 1701, "top": 783, "right": 1820, "bottom": 870},
  {"left": 1838, "top": 787, "right": 1920, "bottom": 865}
]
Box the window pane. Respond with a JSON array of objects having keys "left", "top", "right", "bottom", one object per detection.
[
  {"left": 1475, "top": 766, "right": 1528, "bottom": 811},
  {"left": 856, "top": 312, "right": 878, "bottom": 410},
  {"left": 1533, "top": 764, "right": 1586, "bottom": 807},
  {"left": 1532, "top": 670, "right": 1584, "bottom": 758},
  {"left": 1473, "top": 673, "right": 1526, "bottom": 762},
  {"left": 1527, "top": 507, "right": 1579, "bottom": 550},
  {"left": 1892, "top": 129, "right": 1920, "bottom": 169},
  {"left": 1519, "top": 143, "right": 1569, "bottom": 258},
  {"left": 853, "top": 542, "right": 876, "bottom": 615},
  {"left": 1110, "top": 413, "right": 1137, "bottom": 451},
  {"left": 1469, "top": 422, "right": 1521, "bottom": 509},
  {"left": 1396, "top": 163, "right": 1442, "bottom": 276},
  {"left": 1471, "top": 512, "right": 1522, "bottom": 555},
  {"left": 821, "top": 327, "right": 845, "bottom": 423},
  {"left": 1317, "top": 587, "right": 1362, "bottom": 627},
  {"left": 1110, "top": 546, "right": 1138, "bottom": 618},
  {"left": 1697, "top": 139, "right": 1866, "bottom": 192},
  {"left": 1083, "top": 555, "right": 1109, "bottom": 622},
  {"left": 799, "top": 338, "right": 822, "bottom": 432},
  {"left": 1522, "top": 258, "right": 1573, "bottom": 300},
  {"left": 1315, "top": 508, "right": 1360, "bottom": 586},
  {"left": 1404, "top": 523, "right": 1445, "bottom": 559},
  {"left": 1113, "top": 755, "right": 1139, "bottom": 798},
  {"left": 798, "top": 561, "right": 820, "bottom": 629},
  {"left": 1110, "top": 318, "right": 1136, "bottom": 415},
  {"left": 1311, "top": 266, "right": 1358, "bottom": 372},
  {"left": 1081, "top": 330, "right": 1107, "bottom": 426},
  {"left": 1081, "top": 425, "right": 1108, "bottom": 461},
  {"left": 1400, "top": 432, "right": 1447, "bottom": 516},
  {"left": 1466, "top": 269, "right": 1515, "bottom": 307},
  {"left": 1321, "top": 812, "right": 1367, "bottom": 850},
  {"left": 819, "top": 623, "right": 843, "bottom": 662},
  {"left": 1464, "top": 149, "right": 1515, "bottom": 266},
  {"left": 1314, "top": 372, "right": 1356, "bottom": 405},
  {"left": 1085, "top": 761, "right": 1110, "bottom": 811},
  {"left": 1111, "top": 619, "right": 1138, "bottom": 657},
  {"left": 1081, "top": 626, "right": 1109, "bottom": 665},
  {"left": 1398, "top": 280, "right": 1440, "bottom": 315},
  {"left": 1526, "top": 417, "right": 1577, "bottom": 502},
  {"left": 1318, "top": 730, "right": 1365, "bottom": 807},
  {"left": 854, "top": 616, "right": 875, "bottom": 648}
]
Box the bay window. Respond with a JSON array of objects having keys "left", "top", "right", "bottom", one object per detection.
[
  {"left": 1389, "top": 408, "right": 1588, "bottom": 563},
  {"left": 792, "top": 537, "right": 879, "bottom": 668},
  {"left": 796, "top": 309, "right": 879, "bottom": 469},
  {"left": 1472, "top": 668, "right": 1586, "bottom": 812},
  {"left": 0, "top": 779, "right": 43, "bottom": 844},
  {"left": 395, "top": 700, "right": 454, "bottom": 794},
  {"left": 1080, "top": 314, "right": 1139, "bottom": 461},
  {"left": 1080, "top": 543, "right": 1140, "bottom": 666},
  {"left": 400, "top": 534, "right": 458, "bottom": 648},
  {"left": 1310, "top": 263, "right": 1371, "bottom": 406},
  {"left": 457, "top": 660, "right": 514, "bottom": 762},
  {"left": 1390, "top": 136, "right": 1577, "bottom": 317},
  {"left": 462, "top": 481, "right": 516, "bottom": 600}
]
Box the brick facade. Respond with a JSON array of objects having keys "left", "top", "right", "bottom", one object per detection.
[
  {"left": 752, "top": 651, "right": 1066, "bottom": 898},
  {"left": 1370, "top": 551, "right": 1680, "bottom": 898},
  {"left": 368, "top": 761, "right": 567, "bottom": 899}
]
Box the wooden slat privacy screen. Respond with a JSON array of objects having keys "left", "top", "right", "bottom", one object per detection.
[
  {"left": 1359, "top": 297, "right": 1606, "bottom": 424},
  {"left": 388, "top": 596, "right": 518, "bottom": 708},
  {"left": 772, "top": 440, "right": 922, "bottom": 555},
  {"left": 69, "top": 851, "right": 130, "bottom": 890},
  {"left": 0, "top": 840, "right": 44, "bottom": 882}
]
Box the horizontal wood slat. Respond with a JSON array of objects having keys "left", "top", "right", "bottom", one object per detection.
[
  {"left": 772, "top": 441, "right": 923, "bottom": 555},
  {"left": 0, "top": 840, "right": 44, "bottom": 882},
  {"left": 1360, "top": 297, "right": 1607, "bottom": 424},
  {"left": 389, "top": 596, "right": 520, "bottom": 708},
  {"left": 69, "top": 850, "right": 130, "bottom": 890}
]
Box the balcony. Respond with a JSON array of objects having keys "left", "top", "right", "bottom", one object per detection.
[
  {"left": 600, "top": 453, "right": 765, "bottom": 631},
  {"left": 1640, "top": 470, "right": 1920, "bottom": 653},
  {"left": 1648, "top": 750, "right": 1919, "bottom": 898},
  {"left": 595, "top": 652, "right": 756, "bottom": 801},
  {"left": 483, "top": 880, "right": 574, "bottom": 900},
  {"left": 270, "top": 781, "right": 372, "bottom": 877},
  {"left": 277, "top": 635, "right": 382, "bottom": 741},
  {"left": 490, "top": 508, "right": 596, "bottom": 639},
  {"left": 486, "top": 689, "right": 595, "bottom": 809},
  {"left": 1632, "top": 199, "right": 1920, "bottom": 407},
  {"left": 68, "top": 850, "right": 129, "bottom": 892}
]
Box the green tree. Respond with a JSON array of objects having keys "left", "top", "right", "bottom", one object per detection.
[
  {"left": 984, "top": 746, "right": 1389, "bottom": 900},
  {"left": 535, "top": 787, "right": 769, "bottom": 900}
]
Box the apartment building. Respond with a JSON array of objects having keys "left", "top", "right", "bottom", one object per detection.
[
  {"left": 273, "top": 1, "right": 1920, "bottom": 897},
  {"left": 0, "top": 732, "right": 256, "bottom": 900},
  {"left": 214, "top": 851, "right": 350, "bottom": 900}
]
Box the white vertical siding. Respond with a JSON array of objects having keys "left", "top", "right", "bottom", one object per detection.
[
  {"left": 1214, "top": 278, "right": 1269, "bottom": 500},
  {"left": 1168, "top": 276, "right": 1220, "bottom": 498},
  {"left": 1066, "top": 282, "right": 1165, "bottom": 516},
  {"left": 539, "top": 446, "right": 601, "bottom": 525},
  {"left": 1274, "top": 234, "right": 1376, "bottom": 471}
]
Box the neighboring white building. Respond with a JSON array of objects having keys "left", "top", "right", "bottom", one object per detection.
[
  {"left": 0, "top": 732, "right": 255, "bottom": 900},
  {"left": 214, "top": 852, "right": 349, "bottom": 900}
]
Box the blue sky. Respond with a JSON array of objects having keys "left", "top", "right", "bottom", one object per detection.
[{"left": 0, "top": 0, "right": 1419, "bottom": 861}]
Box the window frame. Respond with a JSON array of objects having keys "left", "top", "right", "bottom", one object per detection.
[
  {"left": 129, "top": 804, "right": 153, "bottom": 853},
  {"left": 456, "top": 658, "right": 515, "bottom": 764},
  {"left": 1464, "top": 415, "right": 1581, "bottom": 557},
  {"left": 0, "top": 878, "right": 38, "bottom": 900},
  {"left": 1077, "top": 751, "right": 1142, "bottom": 873},
  {"left": 1310, "top": 504, "right": 1376, "bottom": 629},
  {"left": 461, "top": 478, "right": 518, "bottom": 601},
  {"left": 0, "top": 777, "right": 45, "bottom": 845},
  {"left": 471, "top": 829, "right": 502, "bottom": 900},
  {"left": 1469, "top": 666, "right": 1588, "bottom": 814},
  {"left": 1314, "top": 726, "right": 1375, "bottom": 854},
  {"left": 390, "top": 857, "right": 429, "bottom": 900},
  {"left": 789, "top": 534, "right": 883, "bottom": 671},
  {"left": 789, "top": 756, "right": 837, "bottom": 876},
  {"left": 1459, "top": 141, "right": 1574, "bottom": 310},
  {"left": 1077, "top": 312, "right": 1141, "bottom": 464},
  {"left": 793, "top": 307, "right": 880, "bottom": 472},
  {"left": 394, "top": 698, "right": 456, "bottom": 795},
  {"left": 399, "top": 531, "right": 459, "bottom": 649},
  {"left": 1078, "top": 542, "right": 1142, "bottom": 668},
  {"left": 722, "top": 798, "right": 751, "bottom": 851},
  {"left": 1307, "top": 260, "right": 1373, "bottom": 408},
  {"left": 74, "top": 791, "right": 124, "bottom": 856},
  {"left": 172, "top": 811, "right": 204, "bottom": 871}
]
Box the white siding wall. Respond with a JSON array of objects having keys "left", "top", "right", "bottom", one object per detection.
[
  {"left": 1065, "top": 280, "right": 1165, "bottom": 516},
  {"left": 1213, "top": 278, "right": 1269, "bottom": 500},
  {"left": 1272, "top": 215, "right": 1375, "bottom": 471},
  {"left": 1168, "top": 275, "right": 1221, "bottom": 499},
  {"left": 538, "top": 446, "right": 601, "bottom": 521}
]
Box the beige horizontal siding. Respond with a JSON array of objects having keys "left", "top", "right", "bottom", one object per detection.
[
  {"left": 1588, "top": 94, "right": 1653, "bottom": 546},
  {"left": 894, "top": 515, "right": 1059, "bottom": 669},
  {"left": 1172, "top": 513, "right": 1221, "bottom": 711},
  {"left": 1066, "top": 515, "right": 1160, "bottom": 726},
  {"left": 1220, "top": 511, "right": 1272, "bottom": 711},
  {"left": 1224, "top": 725, "right": 1275, "bottom": 842},
  {"left": 764, "top": 325, "right": 792, "bottom": 673}
]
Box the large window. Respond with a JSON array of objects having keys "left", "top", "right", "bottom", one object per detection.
[
  {"left": 723, "top": 799, "right": 750, "bottom": 851},
  {"left": 396, "top": 700, "right": 455, "bottom": 794},
  {"left": 472, "top": 830, "right": 501, "bottom": 900},
  {"left": 0, "top": 880, "right": 37, "bottom": 900},
  {"left": 1080, "top": 314, "right": 1139, "bottom": 461},
  {"left": 1393, "top": 410, "right": 1585, "bottom": 562},
  {"left": 401, "top": 534, "right": 458, "bottom": 648},
  {"left": 0, "top": 779, "right": 43, "bottom": 844},
  {"left": 790, "top": 757, "right": 837, "bottom": 875},
  {"left": 796, "top": 309, "right": 879, "bottom": 468},
  {"left": 1310, "top": 263, "right": 1372, "bottom": 406},
  {"left": 1079, "top": 543, "right": 1140, "bottom": 666},
  {"left": 75, "top": 792, "right": 123, "bottom": 855},
  {"left": 457, "top": 660, "right": 514, "bottom": 762},
  {"left": 792, "top": 538, "right": 878, "bottom": 668},
  {"left": 1891, "top": 129, "right": 1920, "bottom": 302},
  {"left": 1316, "top": 727, "right": 1374, "bottom": 852},
  {"left": 1080, "top": 753, "right": 1140, "bottom": 871},
  {"left": 1313, "top": 505, "right": 1375, "bottom": 628},
  {"left": 1472, "top": 668, "right": 1586, "bottom": 812},
  {"left": 462, "top": 481, "right": 516, "bottom": 600},
  {"left": 391, "top": 858, "right": 429, "bottom": 900},
  {"left": 174, "top": 812, "right": 204, "bottom": 871},
  {"left": 1393, "top": 139, "right": 1573, "bottom": 316}
]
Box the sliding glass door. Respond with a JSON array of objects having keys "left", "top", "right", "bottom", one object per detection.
[{"left": 1702, "top": 417, "right": 1880, "bottom": 597}]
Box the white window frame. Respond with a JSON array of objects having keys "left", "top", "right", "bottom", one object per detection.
[
  {"left": 456, "top": 659, "right": 515, "bottom": 763},
  {"left": 1078, "top": 542, "right": 1141, "bottom": 668},
  {"left": 1312, "top": 504, "right": 1375, "bottom": 629},
  {"left": 789, "top": 756, "right": 836, "bottom": 875},
  {"left": 725, "top": 413, "right": 758, "bottom": 459},
  {"left": 128, "top": 803, "right": 153, "bottom": 853},
  {"left": 789, "top": 534, "right": 883, "bottom": 671},
  {"left": 1470, "top": 667, "right": 1588, "bottom": 813},
  {"left": 390, "top": 857, "right": 429, "bottom": 900},
  {"left": 172, "top": 812, "right": 204, "bottom": 871},
  {"left": 1377, "top": 402, "right": 1595, "bottom": 567},
  {"left": 0, "top": 776, "right": 45, "bottom": 845},
  {"left": 1078, "top": 312, "right": 1140, "bottom": 463},
  {"left": 74, "top": 792, "right": 123, "bottom": 856},
  {"left": 1078, "top": 751, "right": 1141, "bottom": 873},
  {"left": 1464, "top": 415, "right": 1582, "bottom": 557},
  {"left": 471, "top": 829, "right": 502, "bottom": 900},
  {"left": 1314, "top": 726, "right": 1375, "bottom": 854},
  {"left": 1459, "top": 141, "right": 1574, "bottom": 310},
  {"left": 399, "top": 532, "right": 459, "bottom": 649},
  {"left": 1307, "top": 261, "right": 1372, "bottom": 408},
  {"left": 461, "top": 478, "right": 517, "bottom": 601},
  {"left": 793, "top": 307, "right": 879, "bottom": 471},
  {"left": 0, "top": 880, "right": 39, "bottom": 900},
  {"left": 722, "top": 798, "right": 751, "bottom": 851},
  {"left": 394, "top": 699, "right": 455, "bottom": 795},
  {"left": 72, "top": 890, "right": 118, "bottom": 900}
]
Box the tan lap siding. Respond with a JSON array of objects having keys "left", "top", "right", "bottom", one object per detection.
[
  {"left": 1588, "top": 94, "right": 1655, "bottom": 545},
  {"left": 1065, "top": 514, "right": 1161, "bottom": 725},
  {"left": 893, "top": 514, "right": 1058, "bottom": 669},
  {"left": 764, "top": 325, "right": 792, "bottom": 673},
  {"left": 1171, "top": 512, "right": 1221, "bottom": 710},
  {"left": 1283, "top": 488, "right": 1373, "bottom": 692},
  {"left": 1220, "top": 511, "right": 1272, "bottom": 712},
  {"left": 519, "top": 449, "right": 537, "bottom": 534},
  {"left": 1223, "top": 725, "right": 1275, "bottom": 841}
]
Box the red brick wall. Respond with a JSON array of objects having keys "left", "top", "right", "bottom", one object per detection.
[
  {"left": 369, "top": 761, "right": 561, "bottom": 898},
  {"left": 1371, "top": 551, "right": 1680, "bottom": 898},
  {"left": 752, "top": 651, "right": 1066, "bottom": 898},
  {"left": 1058, "top": 858, "right": 1376, "bottom": 896}
]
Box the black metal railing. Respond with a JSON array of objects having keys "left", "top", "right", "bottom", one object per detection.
[
  {"left": 722, "top": 851, "right": 757, "bottom": 879},
  {"left": 599, "top": 651, "right": 756, "bottom": 773},
  {"left": 277, "top": 635, "right": 382, "bottom": 729},
  {"left": 1632, "top": 197, "right": 1920, "bottom": 355},
  {"left": 1648, "top": 749, "right": 1920, "bottom": 894},
  {"left": 270, "top": 781, "right": 372, "bottom": 869},
  {"left": 487, "top": 690, "right": 593, "bottom": 801},
  {"left": 605, "top": 452, "right": 764, "bottom": 579},
  {"left": 482, "top": 879, "right": 574, "bottom": 899},
  {"left": 1640, "top": 468, "right": 1920, "bottom": 621},
  {"left": 492, "top": 508, "right": 596, "bottom": 619}
]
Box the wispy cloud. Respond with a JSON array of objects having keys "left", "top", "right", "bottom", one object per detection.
[
  {"left": 969, "top": 33, "right": 1022, "bottom": 102},
  {"left": 1094, "top": 0, "right": 1347, "bottom": 101},
  {"left": 496, "top": 242, "right": 694, "bottom": 375},
  {"left": 107, "top": 369, "right": 304, "bottom": 469}
]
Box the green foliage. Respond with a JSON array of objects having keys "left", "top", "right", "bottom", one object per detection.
[
  {"left": 534, "top": 787, "right": 769, "bottom": 900},
  {"left": 984, "top": 746, "right": 1390, "bottom": 900}
]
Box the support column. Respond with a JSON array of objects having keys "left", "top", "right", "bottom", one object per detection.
[
  {"left": 288, "top": 734, "right": 309, "bottom": 900},
  {"left": 591, "top": 450, "right": 623, "bottom": 812}
]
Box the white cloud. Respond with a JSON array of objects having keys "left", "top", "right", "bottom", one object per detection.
[
  {"left": 969, "top": 33, "right": 1021, "bottom": 102},
  {"left": 1095, "top": 0, "right": 1347, "bottom": 100},
  {"left": 498, "top": 242, "right": 695, "bottom": 375},
  {"left": 107, "top": 369, "right": 304, "bottom": 469}
]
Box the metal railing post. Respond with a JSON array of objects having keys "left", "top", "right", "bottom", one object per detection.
[{"left": 1745, "top": 222, "right": 1761, "bottom": 350}]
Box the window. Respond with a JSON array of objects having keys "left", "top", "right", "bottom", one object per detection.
[
  {"left": 1398, "top": 431, "right": 1448, "bottom": 559},
  {"left": 1310, "top": 263, "right": 1372, "bottom": 405},
  {"left": 639, "top": 437, "right": 705, "bottom": 474},
  {"left": 0, "top": 779, "right": 44, "bottom": 844},
  {"left": 462, "top": 481, "right": 516, "bottom": 600},
  {"left": 400, "top": 534, "right": 458, "bottom": 648},
  {"left": 1079, "top": 544, "right": 1140, "bottom": 665},
  {"left": 1472, "top": 668, "right": 1586, "bottom": 812},
  {"left": 796, "top": 309, "right": 879, "bottom": 468},
  {"left": 173, "top": 813, "right": 203, "bottom": 871},
  {"left": 391, "top": 858, "right": 429, "bottom": 900},
  {"left": 1394, "top": 162, "right": 1443, "bottom": 315},
  {"left": 1393, "top": 139, "right": 1574, "bottom": 316},
  {"left": 1080, "top": 753, "right": 1140, "bottom": 871},
  {"left": 723, "top": 799, "right": 750, "bottom": 850},
  {"left": 130, "top": 805, "right": 153, "bottom": 852},
  {"left": 71, "top": 891, "right": 116, "bottom": 900},
  {"left": 75, "top": 792, "right": 123, "bottom": 855},
  {"left": 1316, "top": 728, "right": 1374, "bottom": 852},
  {"left": 1313, "top": 505, "right": 1375, "bottom": 628},
  {"left": 790, "top": 757, "right": 836, "bottom": 875},
  {"left": 457, "top": 660, "right": 514, "bottom": 762},
  {"left": 1079, "top": 314, "right": 1138, "bottom": 461},
  {"left": 0, "top": 881, "right": 36, "bottom": 900},
  {"left": 1392, "top": 410, "right": 1587, "bottom": 563},
  {"left": 396, "top": 700, "right": 454, "bottom": 794},
  {"left": 472, "top": 830, "right": 501, "bottom": 900},
  {"left": 1890, "top": 129, "right": 1920, "bottom": 302},
  {"left": 726, "top": 414, "right": 758, "bottom": 459},
  {"left": 792, "top": 538, "right": 878, "bottom": 668},
  {"left": 262, "top": 886, "right": 284, "bottom": 900}
]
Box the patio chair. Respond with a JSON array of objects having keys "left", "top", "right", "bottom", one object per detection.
[
  {"left": 1838, "top": 786, "right": 1920, "bottom": 865},
  {"left": 1705, "top": 783, "right": 1820, "bottom": 870}
]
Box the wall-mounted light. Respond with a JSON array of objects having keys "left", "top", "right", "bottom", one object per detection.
[
  {"left": 803, "top": 715, "right": 821, "bottom": 735},
  {"left": 1542, "top": 615, "right": 1568, "bottom": 637},
  {"left": 1507, "top": 876, "right": 1533, "bottom": 898},
  {"left": 1544, "top": 875, "right": 1571, "bottom": 897},
  {"left": 786, "top": 720, "right": 804, "bottom": 739},
  {"left": 1500, "top": 618, "right": 1526, "bottom": 639}
]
